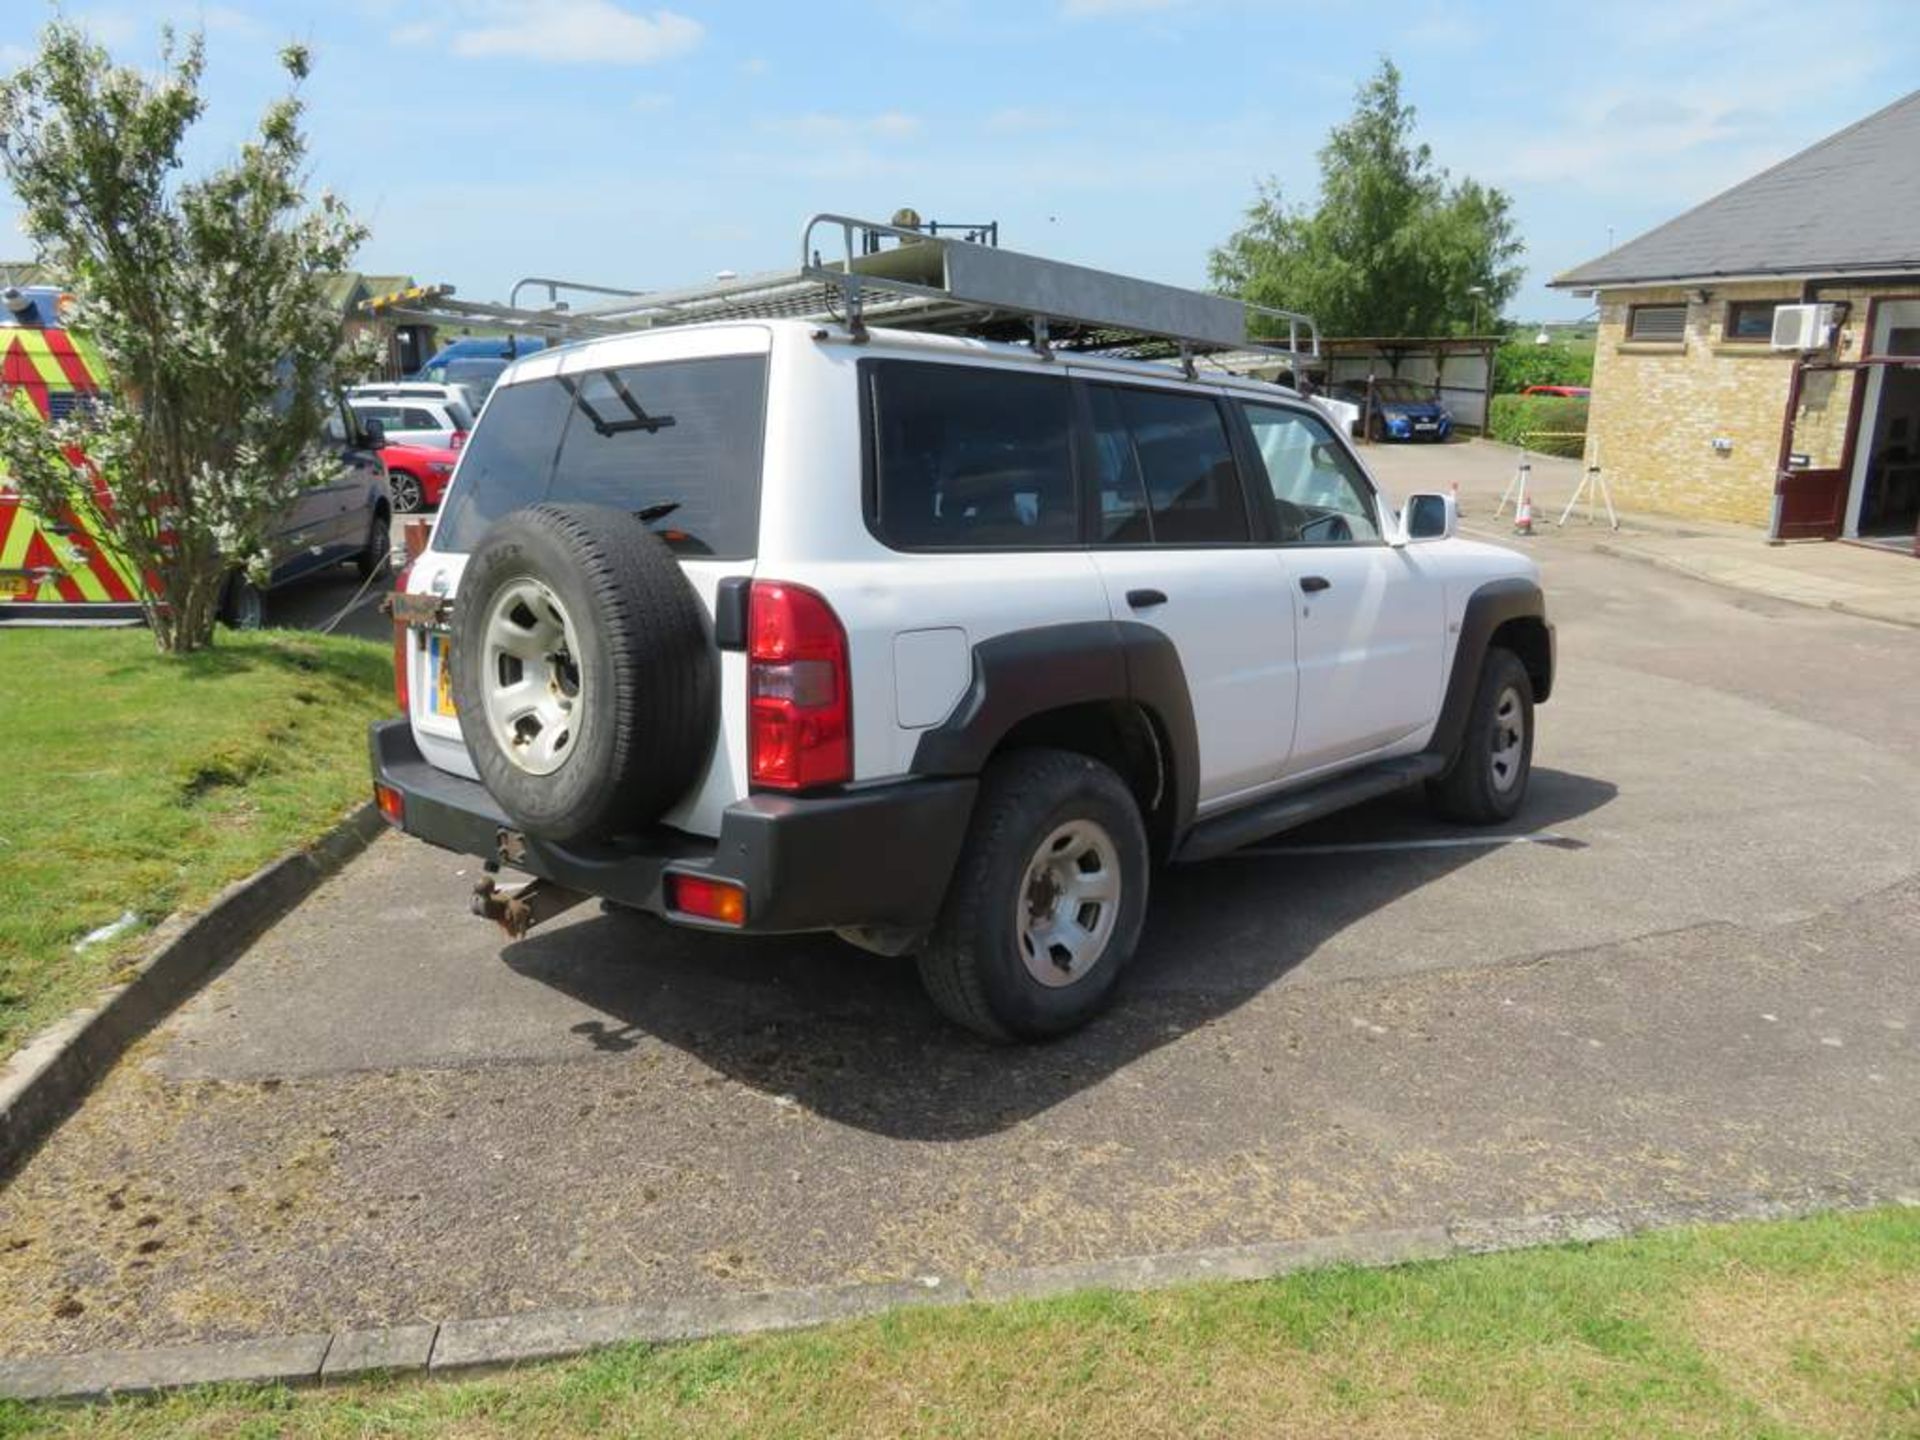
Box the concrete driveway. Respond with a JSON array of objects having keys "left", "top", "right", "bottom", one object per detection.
[{"left": 2, "top": 471, "right": 1916, "bottom": 1358}]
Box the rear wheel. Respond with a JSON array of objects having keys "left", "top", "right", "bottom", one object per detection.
[
  {"left": 1428, "top": 647, "right": 1534, "bottom": 824},
  {"left": 917, "top": 748, "right": 1148, "bottom": 1041},
  {"left": 219, "top": 573, "right": 266, "bottom": 631},
  {"left": 388, "top": 470, "right": 424, "bottom": 513},
  {"left": 353, "top": 507, "right": 390, "bottom": 579}
]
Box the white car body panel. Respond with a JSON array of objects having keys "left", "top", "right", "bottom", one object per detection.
[{"left": 406, "top": 318, "right": 1540, "bottom": 843}]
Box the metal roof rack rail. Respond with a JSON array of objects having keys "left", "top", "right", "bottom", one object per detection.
[{"left": 363, "top": 213, "right": 1321, "bottom": 375}]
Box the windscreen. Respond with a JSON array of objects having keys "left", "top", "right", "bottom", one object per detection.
[{"left": 432, "top": 354, "right": 768, "bottom": 558}]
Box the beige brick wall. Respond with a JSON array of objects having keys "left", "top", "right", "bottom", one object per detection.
[{"left": 1583, "top": 282, "right": 1881, "bottom": 529}]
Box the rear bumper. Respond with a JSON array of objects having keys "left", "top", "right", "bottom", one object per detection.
[{"left": 369, "top": 720, "right": 976, "bottom": 934}]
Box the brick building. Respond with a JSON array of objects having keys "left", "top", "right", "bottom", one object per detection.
[{"left": 1552, "top": 90, "right": 1920, "bottom": 554}]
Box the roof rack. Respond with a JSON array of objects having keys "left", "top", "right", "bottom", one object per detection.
[{"left": 362, "top": 213, "right": 1321, "bottom": 376}]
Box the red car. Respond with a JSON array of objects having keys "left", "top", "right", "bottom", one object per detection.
[
  {"left": 379, "top": 441, "right": 459, "bottom": 513},
  {"left": 1520, "top": 385, "right": 1590, "bottom": 398}
]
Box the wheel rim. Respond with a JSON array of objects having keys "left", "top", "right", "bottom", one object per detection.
[
  {"left": 1015, "top": 819, "right": 1122, "bottom": 988},
  {"left": 479, "top": 578, "right": 586, "bottom": 777},
  {"left": 391, "top": 473, "right": 421, "bottom": 512},
  {"left": 1489, "top": 685, "right": 1525, "bottom": 793}
]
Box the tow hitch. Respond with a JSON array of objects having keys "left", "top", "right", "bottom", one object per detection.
[{"left": 470, "top": 875, "right": 587, "bottom": 940}]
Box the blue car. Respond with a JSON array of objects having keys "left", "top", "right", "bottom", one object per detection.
[
  {"left": 1338, "top": 379, "right": 1454, "bottom": 443},
  {"left": 412, "top": 337, "right": 548, "bottom": 410}
]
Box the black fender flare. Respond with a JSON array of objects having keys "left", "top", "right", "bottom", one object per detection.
[
  {"left": 909, "top": 620, "right": 1202, "bottom": 843},
  {"left": 1426, "top": 577, "right": 1553, "bottom": 769}
]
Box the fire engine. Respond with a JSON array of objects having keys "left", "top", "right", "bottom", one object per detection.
[{"left": 0, "top": 284, "right": 145, "bottom": 620}]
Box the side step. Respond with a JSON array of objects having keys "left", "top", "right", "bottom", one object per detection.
[{"left": 1174, "top": 755, "right": 1447, "bottom": 864}]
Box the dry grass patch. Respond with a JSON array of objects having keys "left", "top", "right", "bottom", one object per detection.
[{"left": 1688, "top": 1268, "right": 1920, "bottom": 1438}]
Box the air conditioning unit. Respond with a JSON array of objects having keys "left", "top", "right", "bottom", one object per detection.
[{"left": 1771, "top": 303, "right": 1836, "bottom": 351}]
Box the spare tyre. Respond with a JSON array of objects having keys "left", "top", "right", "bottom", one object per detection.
[{"left": 450, "top": 503, "right": 716, "bottom": 844}]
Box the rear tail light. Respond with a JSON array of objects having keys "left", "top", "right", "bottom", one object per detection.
[
  {"left": 666, "top": 873, "right": 746, "bottom": 926},
  {"left": 389, "top": 558, "right": 416, "bottom": 712},
  {"left": 374, "top": 782, "right": 406, "bottom": 827},
  {"left": 747, "top": 580, "right": 850, "bottom": 790},
  {"left": 449, "top": 431, "right": 466, "bottom": 450},
  {"left": 390, "top": 522, "right": 434, "bottom": 713}
]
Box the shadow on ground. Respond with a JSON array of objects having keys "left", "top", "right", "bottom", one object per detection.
[{"left": 503, "top": 768, "right": 1618, "bottom": 1143}]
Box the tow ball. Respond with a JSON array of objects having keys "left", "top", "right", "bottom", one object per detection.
[{"left": 470, "top": 875, "right": 586, "bottom": 940}]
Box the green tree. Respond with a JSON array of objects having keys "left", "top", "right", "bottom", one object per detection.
[
  {"left": 1209, "top": 60, "right": 1524, "bottom": 339},
  {"left": 1492, "top": 338, "right": 1594, "bottom": 394},
  {"left": 0, "top": 23, "right": 368, "bottom": 653}
]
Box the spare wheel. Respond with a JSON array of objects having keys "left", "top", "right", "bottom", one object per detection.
[{"left": 450, "top": 503, "right": 716, "bottom": 844}]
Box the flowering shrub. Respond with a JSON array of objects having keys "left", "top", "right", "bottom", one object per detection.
[{"left": 0, "top": 24, "right": 369, "bottom": 651}]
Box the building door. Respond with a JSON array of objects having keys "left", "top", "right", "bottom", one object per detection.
[
  {"left": 1842, "top": 299, "right": 1920, "bottom": 554},
  {"left": 1773, "top": 361, "right": 1859, "bottom": 541}
]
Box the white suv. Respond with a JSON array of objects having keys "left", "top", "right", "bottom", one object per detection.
[
  {"left": 346, "top": 387, "right": 474, "bottom": 449},
  {"left": 372, "top": 315, "right": 1552, "bottom": 1040}
]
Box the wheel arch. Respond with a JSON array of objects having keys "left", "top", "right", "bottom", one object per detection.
[
  {"left": 909, "top": 620, "right": 1201, "bottom": 860},
  {"left": 1426, "top": 577, "right": 1554, "bottom": 770}
]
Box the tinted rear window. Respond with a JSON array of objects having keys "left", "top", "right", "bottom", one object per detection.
[
  {"left": 432, "top": 354, "right": 767, "bottom": 557},
  {"left": 867, "top": 361, "right": 1077, "bottom": 549}
]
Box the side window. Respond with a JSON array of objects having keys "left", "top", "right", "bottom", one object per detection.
[
  {"left": 868, "top": 361, "right": 1077, "bottom": 549},
  {"left": 402, "top": 407, "right": 439, "bottom": 429},
  {"left": 1242, "top": 403, "right": 1382, "bottom": 543},
  {"left": 1089, "top": 384, "right": 1249, "bottom": 545}
]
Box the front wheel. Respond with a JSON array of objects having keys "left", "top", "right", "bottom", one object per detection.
[
  {"left": 1428, "top": 647, "right": 1534, "bottom": 824},
  {"left": 388, "top": 470, "right": 424, "bottom": 513},
  {"left": 916, "top": 748, "right": 1148, "bottom": 1041}
]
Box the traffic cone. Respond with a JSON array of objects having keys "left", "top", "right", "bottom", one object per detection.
[{"left": 1514, "top": 490, "right": 1534, "bottom": 536}]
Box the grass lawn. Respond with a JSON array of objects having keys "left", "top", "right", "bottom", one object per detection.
[
  {"left": 0, "top": 626, "right": 392, "bottom": 1055},
  {"left": 3, "top": 1207, "right": 1915, "bottom": 1438}
]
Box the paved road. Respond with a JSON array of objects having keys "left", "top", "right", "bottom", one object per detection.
[{"left": 3, "top": 459, "right": 1916, "bottom": 1357}]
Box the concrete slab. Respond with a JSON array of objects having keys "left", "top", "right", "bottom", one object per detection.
[
  {"left": 319, "top": 1323, "right": 438, "bottom": 1379},
  {"left": 0, "top": 1332, "right": 329, "bottom": 1401},
  {"left": 430, "top": 1277, "right": 963, "bottom": 1371}
]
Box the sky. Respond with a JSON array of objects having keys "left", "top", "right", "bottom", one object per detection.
[{"left": 3, "top": 0, "right": 1917, "bottom": 325}]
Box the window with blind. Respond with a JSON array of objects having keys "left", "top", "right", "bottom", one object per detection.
[{"left": 1627, "top": 304, "right": 1688, "bottom": 342}]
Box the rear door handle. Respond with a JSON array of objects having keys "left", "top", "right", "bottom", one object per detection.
[
  {"left": 1125, "top": 588, "right": 1168, "bottom": 609},
  {"left": 1299, "top": 575, "right": 1331, "bottom": 593}
]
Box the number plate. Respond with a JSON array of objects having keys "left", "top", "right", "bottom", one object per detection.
[
  {"left": 428, "top": 633, "right": 457, "bottom": 717},
  {"left": 0, "top": 575, "right": 35, "bottom": 600}
]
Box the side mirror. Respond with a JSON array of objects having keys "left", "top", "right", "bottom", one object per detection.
[
  {"left": 1401, "top": 492, "right": 1457, "bottom": 543},
  {"left": 360, "top": 418, "right": 387, "bottom": 449}
]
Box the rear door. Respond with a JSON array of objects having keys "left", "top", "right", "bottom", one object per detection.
[
  {"left": 409, "top": 338, "right": 770, "bottom": 837},
  {"left": 1237, "top": 400, "right": 1446, "bottom": 776},
  {"left": 1079, "top": 379, "right": 1299, "bottom": 808}
]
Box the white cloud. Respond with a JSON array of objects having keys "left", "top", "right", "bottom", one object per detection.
[
  {"left": 739, "top": 56, "right": 769, "bottom": 76},
  {"left": 782, "top": 111, "right": 923, "bottom": 141},
  {"left": 451, "top": 0, "right": 702, "bottom": 65},
  {"left": 199, "top": 6, "right": 262, "bottom": 34},
  {"left": 985, "top": 106, "right": 1064, "bottom": 135},
  {"left": 71, "top": 9, "right": 140, "bottom": 48},
  {"left": 1061, "top": 0, "right": 1181, "bottom": 15},
  {"left": 390, "top": 20, "right": 438, "bottom": 46}
]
